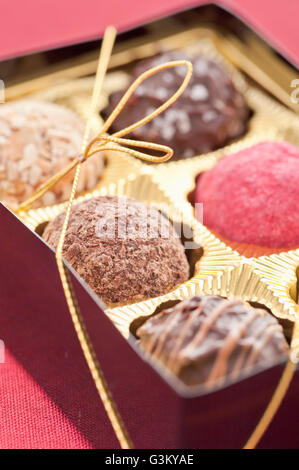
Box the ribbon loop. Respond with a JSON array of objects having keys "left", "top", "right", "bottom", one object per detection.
[{"left": 81, "top": 59, "right": 193, "bottom": 164}]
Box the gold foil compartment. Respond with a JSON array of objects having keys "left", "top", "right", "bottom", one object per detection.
[
  {"left": 20, "top": 168, "right": 243, "bottom": 308},
  {"left": 252, "top": 251, "right": 299, "bottom": 323},
  {"left": 106, "top": 258, "right": 298, "bottom": 341}
]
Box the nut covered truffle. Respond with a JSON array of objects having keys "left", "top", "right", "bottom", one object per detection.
[
  {"left": 0, "top": 100, "right": 104, "bottom": 208},
  {"left": 43, "top": 196, "right": 189, "bottom": 304},
  {"left": 196, "top": 141, "right": 299, "bottom": 250},
  {"left": 137, "top": 295, "right": 289, "bottom": 387},
  {"left": 105, "top": 52, "right": 250, "bottom": 160}
]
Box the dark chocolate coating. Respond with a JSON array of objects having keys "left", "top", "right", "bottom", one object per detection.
[
  {"left": 137, "top": 295, "right": 289, "bottom": 387},
  {"left": 105, "top": 52, "right": 250, "bottom": 160},
  {"left": 42, "top": 196, "right": 189, "bottom": 304}
]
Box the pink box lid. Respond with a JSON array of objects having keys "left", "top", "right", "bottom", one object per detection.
[{"left": 0, "top": 0, "right": 298, "bottom": 66}]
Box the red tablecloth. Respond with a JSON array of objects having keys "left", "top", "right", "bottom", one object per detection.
[{"left": 1, "top": 351, "right": 92, "bottom": 448}]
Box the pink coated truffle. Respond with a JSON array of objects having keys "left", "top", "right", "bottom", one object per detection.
[{"left": 195, "top": 141, "right": 299, "bottom": 249}]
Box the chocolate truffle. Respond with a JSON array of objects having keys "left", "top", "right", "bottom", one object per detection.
[
  {"left": 104, "top": 52, "right": 250, "bottom": 160},
  {"left": 196, "top": 141, "right": 299, "bottom": 250},
  {"left": 0, "top": 100, "right": 104, "bottom": 208},
  {"left": 43, "top": 196, "right": 189, "bottom": 304},
  {"left": 137, "top": 295, "right": 289, "bottom": 387}
]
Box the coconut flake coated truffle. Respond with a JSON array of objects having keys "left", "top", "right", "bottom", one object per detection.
[
  {"left": 196, "top": 141, "right": 299, "bottom": 249},
  {"left": 137, "top": 295, "right": 289, "bottom": 386},
  {"left": 43, "top": 196, "right": 189, "bottom": 304},
  {"left": 105, "top": 52, "right": 250, "bottom": 160},
  {"left": 0, "top": 100, "right": 104, "bottom": 208}
]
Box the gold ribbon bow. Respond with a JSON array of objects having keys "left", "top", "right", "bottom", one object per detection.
[{"left": 17, "top": 43, "right": 193, "bottom": 213}]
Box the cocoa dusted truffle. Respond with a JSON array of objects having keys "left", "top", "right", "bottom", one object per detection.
[
  {"left": 137, "top": 295, "right": 289, "bottom": 387},
  {"left": 196, "top": 141, "right": 299, "bottom": 252},
  {"left": 104, "top": 52, "right": 250, "bottom": 160},
  {"left": 43, "top": 196, "right": 189, "bottom": 304},
  {"left": 0, "top": 100, "right": 104, "bottom": 208}
]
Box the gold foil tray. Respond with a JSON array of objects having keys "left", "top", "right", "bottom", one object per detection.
[
  {"left": 105, "top": 261, "right": 284, "bottom": 339},
  {"left": 14, "top": 28, "right": 299, "bottom": 333},
  {"left": 107, "top": 258, "right": 299, "bottom": 340}
]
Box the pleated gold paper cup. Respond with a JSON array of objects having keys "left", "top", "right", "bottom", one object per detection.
[
  {"left": 252, "top": 251, "right": 299, "bottom": 323},
  {"left": 106, "top": 258, "right": 298, "bottom": 340}
]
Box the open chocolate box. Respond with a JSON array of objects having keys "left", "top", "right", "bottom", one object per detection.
[{"left": 2, "top": 4, "right": 299, "bottom": 448}]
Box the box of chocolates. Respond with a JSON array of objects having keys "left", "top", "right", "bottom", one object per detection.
[{"left": 1, "top": 4, "right": 299, "bottom": 448}]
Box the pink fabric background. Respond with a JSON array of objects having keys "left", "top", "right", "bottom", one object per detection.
[
  {"left": 0, "top": 0, "right": 298, "bottom": 449},
  {"left": 0, "top": 0, "right": 299, "bottom": 66},
  {"left": 1, "top": 351, "right": 92, "bottom": 448}
]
